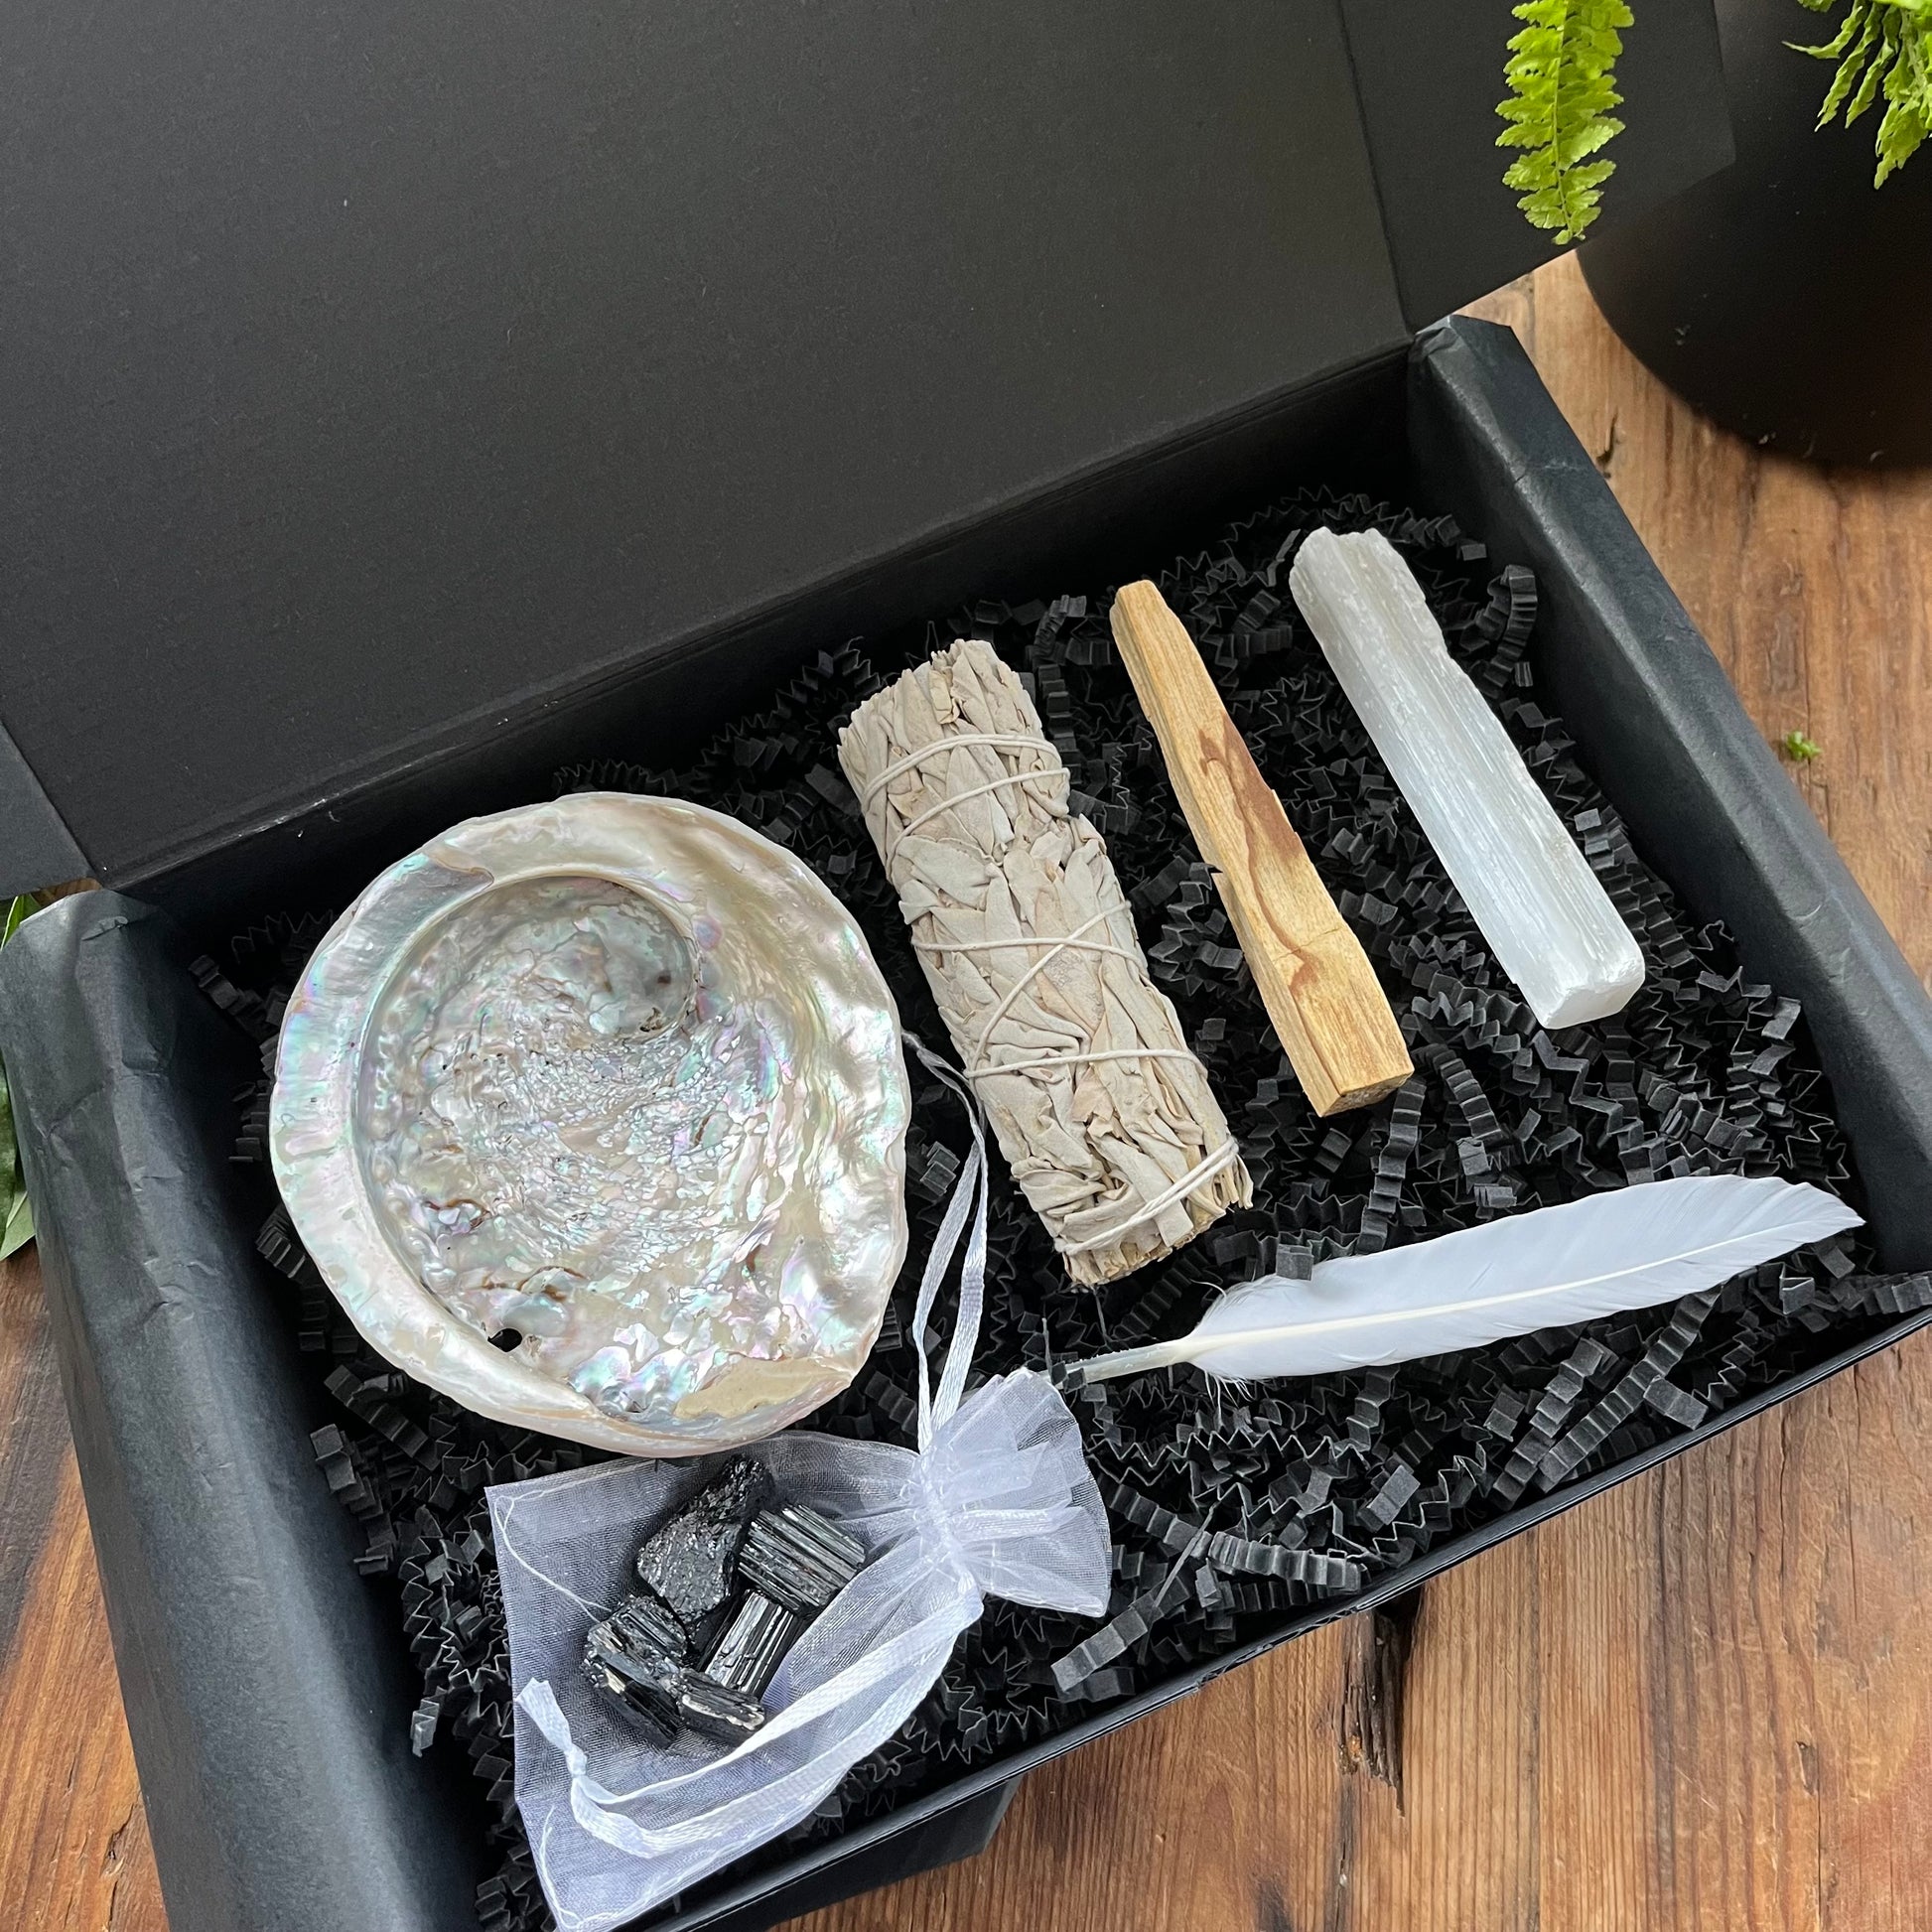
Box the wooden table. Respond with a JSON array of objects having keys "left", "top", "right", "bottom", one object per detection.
[{"left": 5, "top": 256, "right": 1931, "bottom": 1932}]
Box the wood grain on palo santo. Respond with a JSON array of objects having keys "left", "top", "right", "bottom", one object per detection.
[{"left": 1107, "top": 580, "right": 1412, "bottom": 1117}]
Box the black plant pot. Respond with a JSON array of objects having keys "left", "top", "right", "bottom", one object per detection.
[{"left": 1581, "top": 0, "right": 1932, "bottom": 465}]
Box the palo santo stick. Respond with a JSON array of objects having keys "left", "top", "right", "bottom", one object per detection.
[{"left": 1109, "top": 580, "right": 1412, "bottom": 1117}]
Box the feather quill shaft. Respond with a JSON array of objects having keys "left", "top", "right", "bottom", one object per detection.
[{"left": 1059, "top": 1176, "right": 1861, "bottom": 1388}]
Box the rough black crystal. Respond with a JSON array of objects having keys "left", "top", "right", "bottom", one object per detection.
[
  {"left": 737, "top": 1504, "right": 866, "bottom": 1617},
  {"left": 701, "top": 1591, "right": 801, "bottom": 1698},
  {"left": 610, "top": 1589, "right": 689, "bottom": 1661},
  {"left": 587, "top": 1486, "right": 860, "bottom": 1747},
  {"left": 673, "top": 1668, "right": 769, "bottom": 1746},
  {"left": 635, "top": 1457, "right": 772, "bottom": 1625},
  {"left": 583, "top": 1599, "right": 686, "bottom": 1745}
]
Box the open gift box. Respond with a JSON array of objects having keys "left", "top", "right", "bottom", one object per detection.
[{"left": 4, "top": 3, "right": 1932, "bottom": 1929}]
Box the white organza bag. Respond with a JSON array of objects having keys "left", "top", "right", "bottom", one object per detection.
[{"left": 487, "top": 1054, "right": 1111, "bottom": 1931}]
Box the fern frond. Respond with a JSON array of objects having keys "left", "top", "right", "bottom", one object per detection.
[
  {"left": 1496, "top": 0, "right": 1635, "bottom": 244},
  {"left": 1849, "top": 23, "right": 1890, "bottom": 117},
  {"left": 1797, "top": 0, "right": 1932, "bottom": 182},
  {"left": 1877, "top": 6, "right": 1932, "bottom": 177}
]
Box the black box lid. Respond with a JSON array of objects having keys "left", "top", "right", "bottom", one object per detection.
[{"left": 0, "top": 0, "right": 1729, "bottom": 895}]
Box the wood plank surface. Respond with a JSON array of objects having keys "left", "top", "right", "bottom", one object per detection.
[{"left": 4, "top": 254, "right": 1931, "bottom": 1931}]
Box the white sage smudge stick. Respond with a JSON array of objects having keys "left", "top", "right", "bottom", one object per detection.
[{"left": 839, "top": 638, "right": 1251, "bottom": 1286}]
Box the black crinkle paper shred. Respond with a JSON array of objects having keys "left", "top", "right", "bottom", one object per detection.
[{"left": 196, "top": 488, "right": 1932, "bottom": 1932}]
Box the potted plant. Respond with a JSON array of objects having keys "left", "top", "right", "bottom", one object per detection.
[{"left": 1494, "top": 0, "right": 1932, "bottom": 464}]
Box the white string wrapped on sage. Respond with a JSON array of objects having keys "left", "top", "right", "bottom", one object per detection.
[{"left": 839, "top": 638, "right": 1250, "bottom": 1285}]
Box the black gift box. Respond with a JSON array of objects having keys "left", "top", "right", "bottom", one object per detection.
[{"left": 7, "top": 5, "right": 1930, "bottom": 1931}]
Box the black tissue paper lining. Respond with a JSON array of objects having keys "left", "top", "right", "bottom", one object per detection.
[{"left": 196, "top": 489, "right": 1932, "bottom": 1932}]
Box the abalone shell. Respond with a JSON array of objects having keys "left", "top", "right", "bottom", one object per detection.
[{"left": 270, "top": 795, "right": 910, "bottom": 1455}]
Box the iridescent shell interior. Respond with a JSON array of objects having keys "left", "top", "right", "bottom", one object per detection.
[{"left": 270, "top": 795, "right": 910, "bottom": 1456}]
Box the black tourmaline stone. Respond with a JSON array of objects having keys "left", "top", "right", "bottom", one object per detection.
[
  {"left": 582, "top": 1592, "right": 691, "bottom": 1745},
  {"left": 610, "top": 1589, "right": 689, "bottom": 1660},
  {"left": 736, "top": 1504, "right": 865, "bottom": 1617},
  {"left": 672, "top": 1668, "right": 769, "bottom": 1746},
  {"left": 635, "top": 1456, "right": 773, "bottom": 1625},
  {"left": 700, "top": 1590, "right": 801, "bottom": 1698}
]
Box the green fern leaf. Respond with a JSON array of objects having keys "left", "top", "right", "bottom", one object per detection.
[
  {"left": 1850, "top": 29, "right": 1890, "bottom": 117},
  {"left": 1808, "top": 0, "right": 1872, "bottom": 55},
  {"left": 1798, "top": 0, "right": 1932, "bottom": 180},
  {"left": 1875, "top": 84, "right": 1928, "bottom": 175},
  {"left": 1813, "top": 17, "right": 1879, "bottom": 124},
  {"left": 1794, "top": 0, "right": 1875, "bottom": 103},
  {"left": 1496, "top": 0, "right": 1634, "bottom": 244}
]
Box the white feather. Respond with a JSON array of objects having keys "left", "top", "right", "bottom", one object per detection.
[{"left": 1062, "top": 1176, "right": 1861, "bottom": 1387}]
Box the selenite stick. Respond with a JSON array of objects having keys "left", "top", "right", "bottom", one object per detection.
[{"left": 1289, "top": 528, "right": 1644, "bottom": 1030}]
